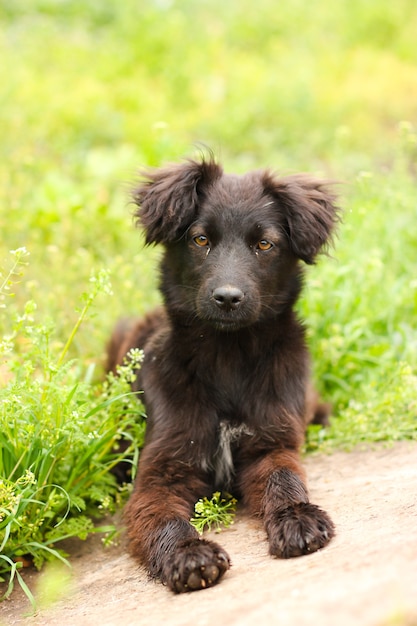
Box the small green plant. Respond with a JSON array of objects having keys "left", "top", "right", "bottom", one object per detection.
[
  {"left": 190, "top": 492, "right": 237, "bottom": 535},
  {"left": 0, "top": 247, "right": 30, "bottom": 308},
  {"left": 0, "top": 252, "right": 146, "bottom": 609}
]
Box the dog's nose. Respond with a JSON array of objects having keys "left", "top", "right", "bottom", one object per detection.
[{"left": 212, "top": 286, "right": 245, "bottom": 311}]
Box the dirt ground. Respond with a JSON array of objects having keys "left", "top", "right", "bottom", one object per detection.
[{"left": 1, "top": 441, "right": 417, "bottom": 626}]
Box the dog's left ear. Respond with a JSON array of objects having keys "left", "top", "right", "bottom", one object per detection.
[
  {"left": 262, "top": 173, "right": 340, "bottom": 264},
  {"left": 133, "top": 157, "right": 223, "bottom": 245}
]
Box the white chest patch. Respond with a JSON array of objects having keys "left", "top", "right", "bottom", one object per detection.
[{"left": 213, "top": 421, "right": 253, "bottom": 488}]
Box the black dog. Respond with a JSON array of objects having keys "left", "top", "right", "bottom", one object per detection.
[{"left": 107, "top": 155, "right": 339, "bottom": 593}]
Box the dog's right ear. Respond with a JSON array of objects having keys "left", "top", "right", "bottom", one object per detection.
[{"left": 133, "top": 157, "right": 223, "bottom": 245}]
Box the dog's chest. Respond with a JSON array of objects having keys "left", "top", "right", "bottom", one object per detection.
[
  {"left": 202, "top": 346, "right": 256, "bottom": 408},
  {"left": 212, "top": 420, "right": 253, "bottom": 489}
]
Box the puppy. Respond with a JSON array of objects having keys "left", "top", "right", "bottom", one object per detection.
[{"left": 107, "top": 155, "right": 339, "bottom": 593}]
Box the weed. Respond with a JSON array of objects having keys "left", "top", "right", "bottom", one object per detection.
[{"left": 190, "top": 492, "right": 238, "bottom": 535}]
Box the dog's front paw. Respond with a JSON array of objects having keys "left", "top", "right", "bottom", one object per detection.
[
  {"left": 162, "top": 538, "right": 231, "bottom": 593},
  {"left": 266, "top": 502, "right": 335, "bottom": 558}
]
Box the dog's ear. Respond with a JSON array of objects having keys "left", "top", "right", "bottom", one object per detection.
[
  {"left": 133, "top": 157, "right": 223, "bottom": 245},
  {"left": 262, "top": 172, "right": 340, "bottom": 264}
]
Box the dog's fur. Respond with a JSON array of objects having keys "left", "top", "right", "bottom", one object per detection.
[{"left": 106, "top": 155, "right": 339, "bottom": 593}]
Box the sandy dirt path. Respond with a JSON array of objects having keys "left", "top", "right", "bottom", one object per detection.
[{"left": 2, "top": 441, "right": 417, "bottom": 626}]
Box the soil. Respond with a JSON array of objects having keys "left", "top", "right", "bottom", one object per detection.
[{"left": 1, "top": 441, "right": 417, "bottom": 626}]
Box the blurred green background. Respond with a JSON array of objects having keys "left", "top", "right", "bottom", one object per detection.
[{"left": 1, "top": 0, "right": 417, "bottom": 443}]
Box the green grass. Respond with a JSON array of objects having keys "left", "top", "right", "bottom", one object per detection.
[
  {"left": 0, "top": 0, "right": 416, "bottom": 606},
  {"left": 303, "top": 163, "right": 417, "bottom": 450},
  {"left": 0, "top": 255, "right": 146, "bottom": 608}
]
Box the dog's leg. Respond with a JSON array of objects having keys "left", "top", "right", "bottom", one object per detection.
[
  {"left": 124, "top": 447, "right": 231, "bottom": 593},
  {"left": 239, "top": 449, "right": 335, "bottom": 558}
]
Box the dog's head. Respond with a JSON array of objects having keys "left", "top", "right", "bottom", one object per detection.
[{"left": 133, "top": 156, "right": 340, "bottom": 330}]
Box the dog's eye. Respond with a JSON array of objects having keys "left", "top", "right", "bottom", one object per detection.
[
  {"left": 256, "top": 240, "right": 273, "bottom": 251},
  {"left": 193, "top": 235, "right": 209, "bottom": 247}
]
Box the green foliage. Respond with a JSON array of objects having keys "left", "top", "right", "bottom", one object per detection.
[
  {"left": 190, "top": 492, "right": 237, "bottom": 535},
  {"left": 301, "top": 166, "right": 417, "bottom": 450},
  {"left": 0, "top": 253, "right": 145, "bottom": 605}
]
